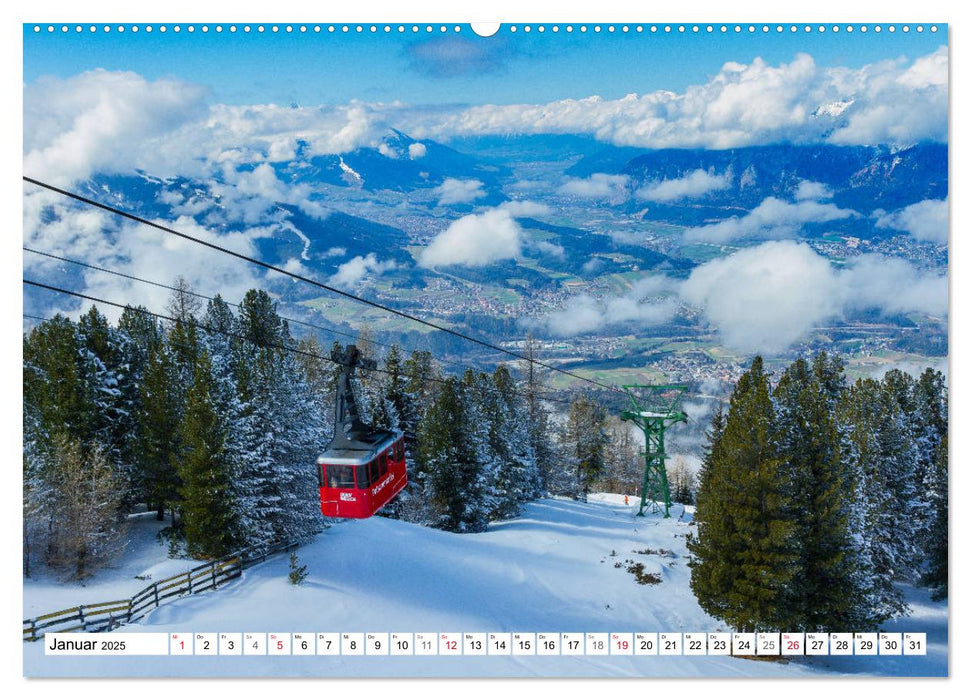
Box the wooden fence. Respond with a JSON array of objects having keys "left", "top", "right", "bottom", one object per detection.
[{"left": 23, "top": 539, "right": 299, "bottom": 642}]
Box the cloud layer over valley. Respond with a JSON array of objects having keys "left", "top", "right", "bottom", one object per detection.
[{"left": 532, "top": 241, "right": 947, "bottom": 354}]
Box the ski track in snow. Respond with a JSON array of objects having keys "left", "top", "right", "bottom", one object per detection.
[{"left": 24, "top": 495, "right": 947, "bottom": 677}]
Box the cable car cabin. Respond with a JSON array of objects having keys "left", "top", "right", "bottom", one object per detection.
[
  {"left": 317, "top": 344, "right": 408, "bottom": 519},
  {"left": 317, "top": 432, "right": 407, "bottom": 518}
]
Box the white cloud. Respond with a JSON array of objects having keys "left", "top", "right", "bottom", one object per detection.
[
  {"left": 431, "top": 178, "right": 487, "bottom": 206},
  {"left": 531, "top": 276, "right": 679, "bottom": 336},
  {"left": 582, "top": 257, "right": 605, "bottom": 274},
  {"left": 419, "top": 208, "right": 523, "bottom": 268},
  {"left": 684, "top": 196, "right": 856, "bottom": 243},
  {"left": 681, "top": 241, "right": 840, "bottom": 352},
  {"left": 24, "top": 71, "right": 399, "bottom": 188},
  {"left": 23, "top": 70, "right": 208, "bottom": 185},
  {"left": 23, "top": 47, "right": 948, "bottom": 194},
  {"left": 408, "top": 142, "right": 427, "bottom": 159},
  {"left": 211, "top": 163, "right": 314, "bottom": 225},
  {"left": 531, "top": 240, "right": 565, "bottom": 258},
  {"left": 827, "top": 47, "right": 948, "bottom": 146},
  {"left": 557, "top": 173, "right": 630, "bottom": 200},
  {"left": 415, "top": 48, "right": 948, "bottom": 149},
  {"left": 636, "top": 169, "right": 731, "bottom": 202},
  {"left": 680, "top": 241, "right": 947, "bottom": 353},
  {"left": 204, "top": 101, "right": 385, "bottom": 160},
  {"left": 527, "top": 240, "right": 947, "bottom": 352},
  {"left": 328, "top": 253, "right": 397, "bottom": 288},
  {"left": 794, "top": 180, "right": 833, "bottom": 201},
  {"left": 378, "top": 142, "right": 399, "bottom": 159},
  {"left": 875, "top": 199, "right": 948, "bottom": 244},
  {"left": 498, "top": 200, "right": 552, "bottom": 217},
  {"left": 23, "top": 195, "right": 265, "bottom": 321},
  {"left": 841, "top": 255, "right": 947, "bottom": 317},
  {"left": 897, "top": 46, "right": 948, "bottom": 89},
  {"left": 608, "top": 230, "right": 645, "bottom": 246}
]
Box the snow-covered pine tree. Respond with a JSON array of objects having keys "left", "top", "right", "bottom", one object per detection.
[
  {"left": 415, "top": 371, "right": 495, "bottom": 533},
  {"left": 177, "top": 349, "right": 239, "bottom": 558},
  {"left": 75, "top": 306, "right": 125, "bottom": 457},
  {"left": 491, "top": 364, "right": 541, "bottom": 515},
  {"left": 840, "top": 377, "right": 910, "bottom": 623},
  {"left": 196, "top": 294, "right": 251, "bottom": 540},
  {"left": 371, "top": 343, "right": 406, "bottom": 433},
  {"left": 288, "top": 551, "right": 309, "bottom": 585},
  {"left": 922, "top": 431, "right": 948, "bottom": 600},
  {"left": 136, "top": 339, "right": 184, "bottom": 522},
  {"left": 116, "top": 306, "right": 163, "bottom": 507},
  {"left": 395, "top": 348, "right": 440, "bottom": 524},
  {"left": 231, "top": 291, "right": 286, "bottom": 545},
  {"left": 370, "top": 344, "right": 408, "bottom": 519},
  {"left": 550, "top": 418, "right": 581, "bottom": 499},
  {"left": 561, "top": 395, "right": 609, "bottom": 502},
  {"left": 231, "top": 291, "right": 324, "bottom": 545},
  {"left": 456, "top": 370, "right": 500, "bottom": 530},
  {"left": 271, "top": 336, "right": 327, "bottom": 541},
  {"left": 687, "top": 356, "right": 797, "bottom": 633},
  {"left": 772, "top": 354, "right": 862, "bottom": 632},
  {"left": 878, "top": 371, "right": 923, "bottom": 581},
  {"left": 518, "top": 334, "right": 556, "bottom": 494},
  {"left": 600, "top": 417, "right": 643, "bottom": 496},
  {"left": 687, "top": 409, "right": 730, "bottom": 620},
  {"left": 23, "top": 314, "right": 94, "bottom": 447},
  {"left": 200, "top": 296, "right": 250, "bottom": 507},
  {"left": 913, "top": 368, "right": 948, "bottom": 561},
  {"left": 417, "top": 376, "right": 465, "bottom": 530}
]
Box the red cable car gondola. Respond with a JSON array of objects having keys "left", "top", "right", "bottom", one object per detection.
[{"left": 317, "top": 345, "right": 407, "bottom": 518}]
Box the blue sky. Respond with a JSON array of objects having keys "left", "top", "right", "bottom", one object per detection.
[{"left": 23, "top": 23, "right": 946, "bottom": 106}]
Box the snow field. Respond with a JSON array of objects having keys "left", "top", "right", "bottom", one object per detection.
[{"left": 24, "top": 495, "right": 946, "bottom": 677}]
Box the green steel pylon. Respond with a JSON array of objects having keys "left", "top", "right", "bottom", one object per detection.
[{"left": 620, "top": 384, "right": 688, "bottom": 518}]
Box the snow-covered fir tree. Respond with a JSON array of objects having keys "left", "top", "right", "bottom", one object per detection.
[
  {"left": 688, "top": 356, "right": 798, "bottom": 632},
  {"left": 177, "top": 349, "right": 239, "bottom": 558},
  {"left": 772, "top": 354, "right": 864, "bottom": 631},
  {"left": 667, "top": 457, "right": 696, "bottom": 506},
  {"left": 690, "top": 352, "right": 946, "bottom": 632},
  {"left": 922, "top": 432, "right": 948, "bottom": 600},
  {"left": 518, "top": 334, "right": 556, "bottom": 494},
  {"left": 489, "top": 365, "right": 541, "bottom": 517},
  {"left": 560, "top": 395, "right": 609, "bottom": 502},
  {"left": 232, "top": 291, "right": 324, "bottom": 545},
  {"left": 393, "top": 348, "right": 440, "bottom": 524},
  {"left": 599, "top": 418, "right": 644, "bottom": 496},
  {"left": 839, "top": 377, "right": 910, "bottom": 622},
  {"left": 135, "top": 339, "right": 183, "bottom": 522}
]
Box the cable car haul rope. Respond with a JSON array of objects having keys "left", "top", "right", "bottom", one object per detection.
[{"left": 23, "top": 176, "right": 637, "bottom": 520}]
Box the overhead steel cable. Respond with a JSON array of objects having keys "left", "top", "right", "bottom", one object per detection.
[
  {"left": 23, "top": 279, "right": 575, "bottom": 407},
  {"left": 23, "top": 176, "right": 622, "bottom": 395},
  {"left": 22, "top": 245, "right": 571, "bottom": 395},
  {"left": 24, "top": 245, "right": 373, "bottom": 347}
]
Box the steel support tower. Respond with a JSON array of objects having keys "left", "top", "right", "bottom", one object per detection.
[{"left": 620, "top": 384, "right": 688, "bottom": 518}]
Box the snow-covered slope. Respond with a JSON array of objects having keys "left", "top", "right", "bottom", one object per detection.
[
  {"left": 23, "top": 512, "right": 196, "bottom": 619},
  {"left": 23, "top": 496, "right": 946, "bottom": 677}
]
